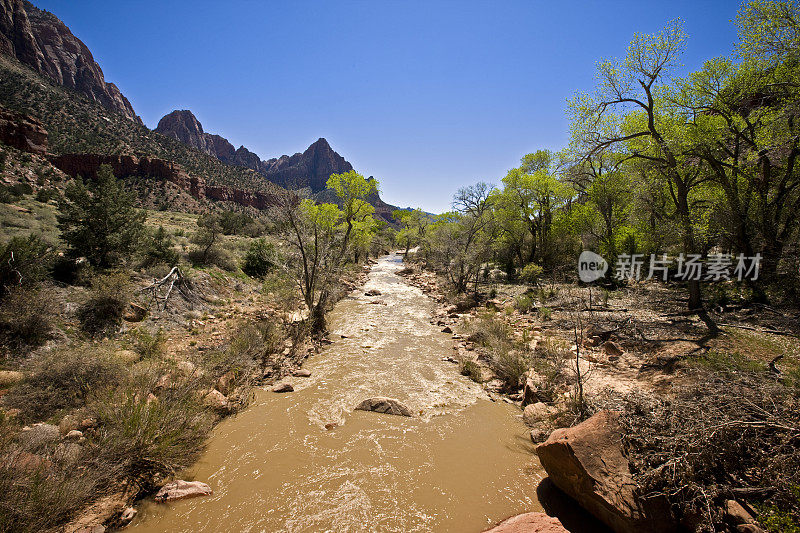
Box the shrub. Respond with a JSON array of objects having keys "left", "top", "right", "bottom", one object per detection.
[
  {"left": 90, "top": 369, "right": 213, "bottom": 487},
  {"left": 242, "top": 239, "right": 277, "bottom": 278},
  {"left": 459, "top": 359, "right": 483, "bottom": 382},
  {"left": 0, "top": 286, "right": 55, "bottom": 352},
  {"left": 514, "top": 293, "right": 535, "bottom": 313},
  {"left": 77, "top": 273, "right": 131, "bottom": 336},
  {"left": 141, "top": 225, "right": 179, "bottom": 267},
  {"left": 610, "top": 372, "right": 800, "bottom": 531},
  {"left": 519, "top": 263, "right": 543, "bottom": 286},
  {"left": 538, "top": 306, "right": 552, "bottom": 320},
  {"left": 490, "top": 347, "right": 533, "bottom": 389},
  {"left": 0, "top": 235, "right": 53, "bottom": 299},
  {"left": 0, "top": 447, "right": 99, "bottom": 533},
  {"left": 34, "top": 188, "right": 58, "bottom": 203},
  {"left": 219, "top": 210, "right": 252, "bottom": 235},
  {"left": 5, "top": 345, "right": 122, "bottom": 422},
  {"left": 130, "top": 327, "right": 166, "bottom": 359}
]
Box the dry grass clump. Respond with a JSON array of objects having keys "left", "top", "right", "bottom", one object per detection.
[
  {"left": 5, "top": 345, "right": 122, "bottom": 423},
  {"left": 608, "top": 370, "right": 800, "bottom": 532},
  {"left": 0, "top": 285, "right": 56, "bottom": 353}
]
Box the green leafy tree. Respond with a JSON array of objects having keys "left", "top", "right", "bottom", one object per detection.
[{"left": 57, "top": 164, "right": 146, "bottom": 268}]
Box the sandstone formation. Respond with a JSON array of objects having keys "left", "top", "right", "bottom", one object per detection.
[
  {"left": 355, "top": 397, "right": 413, "bottom": 417},
  {"left": 535, "top": 410, "right": 676, "bottom": 533},
  {"left": 482, "top": 512, "right": 568, "bottom": 533},
  {"left": 154, "top": 480, "right": 213, "bottom": 503},
  {"left": 0, "top": 105, "right": 46, "bottom": 153},
  {"left": 154, "top": 109, "right": 401, "bottom": 222},
  {"left": 49, "top": 153, "right": 282, "bottom": 210},
  {"left": 0, "top": 0, "right": 140, "bottom": 123}
]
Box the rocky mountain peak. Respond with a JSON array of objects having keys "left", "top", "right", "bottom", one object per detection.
[{"left": 0, "top": 0, "right": 141, "bottom": 123}]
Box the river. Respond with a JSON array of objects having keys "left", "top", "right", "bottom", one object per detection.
[{"left": 131, "top": 253, "right": 544, "bottom": 532}]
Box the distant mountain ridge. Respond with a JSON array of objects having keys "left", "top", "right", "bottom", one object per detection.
[
  {"left": 155, "top": 110, "right": 355, "bottom": 193},
  {"left": 0, "top": 0, "right": 141, "bottom": 123}
]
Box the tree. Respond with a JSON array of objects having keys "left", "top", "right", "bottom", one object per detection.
[
  {"left": 142, "top": 226, "right": 179, "bottom": 267},
  {"left": 274, "top": 191, "right": 343, "bottom": 332},
  {"left": 568, "top": 21, "right": 718, "bottom": 328},
  {"left": 326, "top": 170, "right": 377, "bottom": 257},
  {"left": 191, "top": 213, "right": 223, "bottom": 265},
  {"left": 393, "top": 208, "right": 430, "bottom": 255},
  {"left": 57, "top": 164, "right": 146, "bottom": 268}
]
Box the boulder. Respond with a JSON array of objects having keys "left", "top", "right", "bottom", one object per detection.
[
  {"left": 441, "top": 326, "right": 453, "bottom": 334},
  {"left": 20, "top": 423, "right": 61, "bottom": 449},
  {"left": 522, "top": 402, "right": 554, "bottom": 427},
  {"left": 522, "top": 370, "right": 553, "bottom": 405},
  {"left": 119, "top": 507, "right": 137, "bottom": 523},
  {"left": 364, "top": 289, "right": 382, "bottom": 296},
  {"left": 215, "top": 371, "right": 236, "bottom": 396},
  {"left": 0, "top": 370, "right": 23, "bottom": 388},
  {"left": 154, "top": 480, "right": 212, "bottom": 503},
  {"left": 272, "top": 382, "right": 294, "bottom": 393},
  {"left": 122, "top": 303, "right": 147, "bottom": 322},
  {"left": 601, "top": 341, "right": 624, "bottom": 358},
  {"left": 203, "top": 389, "right": 229, "bottom": 410},
  {"left": 355, "top": 397, "right": 413, "bottom": 417},
  {"left": 723, "top": 500, "right": 758, "bottom": 527},
  {"left": 64, "top": 429, "right": 84, "bottom": 441},
  {"left": 292, "top": 369, "right": 312, "bottom": 377},
  {"left": 483, "top": 512, "right": 568, "bottom": 533},
  {"left": 536, "top": 411, "right": 675, "bottom": 533}
]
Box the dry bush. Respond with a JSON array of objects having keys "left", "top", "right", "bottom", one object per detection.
[
  {"left": 0, "top": 285, "right": 56, "bottom": 353},
  {"left": 77, "top": 272, "right": 131, "bottom": 337},
  {"left": 608, "top": 371, "right": 800, "bottom": 532},
  {"left": 90, "top": 368, "right": 214, "bottom": 489},
  {"left": 0, "top": 446, "right": 100, "bottom": 533},
  {"left": 5, "top": 345, "right": 122, "bottom": 423},
  {"left": 466, "top": 312, "right": 533, "bottom": 389}
]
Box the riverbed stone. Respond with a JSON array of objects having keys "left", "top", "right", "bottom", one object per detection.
[
  {"left": 272, "top": 382, "right": 294, "bottom": 393},
  {"left": 355, "top": 397, "right": 413, "bottom": 417},
  {"left": 293, "top": 369, "right": 312, "bottom": 377},
  {"left": 154, "top": 480, "right": 213, "bottom": 502},
  {"left": 482, "top": 511, "right": 568, "bottom": 532}
]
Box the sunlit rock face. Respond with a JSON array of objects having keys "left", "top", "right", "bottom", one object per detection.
[{"left": 0, "top": 0, "right": 141, "bottom": 123}]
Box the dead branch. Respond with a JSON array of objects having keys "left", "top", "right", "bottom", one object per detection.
[{"left": 140, "top": 267, "right": 195, "bottom": 310}]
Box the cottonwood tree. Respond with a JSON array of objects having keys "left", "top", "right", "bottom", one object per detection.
[
  {"left": 569, "top": 21, "right": 718, "bottom": 329},
  {"left": 274, "top": 171, "right": 380, "bottom": 332},
  {"left": 425, "top": 182, "right": 494, "bottom": 293}
]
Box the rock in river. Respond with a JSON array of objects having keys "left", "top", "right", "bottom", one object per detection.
[
  {"left": 154, "top": 480, "right": 213, "bottom": 503},
  {"left": 355, "top": 397, "right": 413, "bottom": 417},
  {"left": 272, "top": 382, "right": 294, "bottom": 393}
]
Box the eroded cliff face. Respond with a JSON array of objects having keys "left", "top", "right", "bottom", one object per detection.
[
  {"left": 0, "top": 104, "right": 46, "bottom": 153},
  {"left": 0, "top": 0, "right": 141, "bottom": 123},
  {"left": 49, "top": 153, "right": 281, "bottom": 210}
]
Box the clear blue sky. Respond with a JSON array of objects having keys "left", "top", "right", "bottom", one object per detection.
[{"left": 36, "top": 0, "right": 741, "bottom": 213}]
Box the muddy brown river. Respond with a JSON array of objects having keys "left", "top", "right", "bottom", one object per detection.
[{"left": 132, "top": 254, "right": 544, "bottom": 532}]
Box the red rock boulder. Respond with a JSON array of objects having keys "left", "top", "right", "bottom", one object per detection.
[{"left": 535, "top": 411, "right": 675, "bottom": 533}]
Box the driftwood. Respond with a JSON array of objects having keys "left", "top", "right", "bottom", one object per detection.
[{"left": 141, "top": 267, "right": 194, "bottom": 310}]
